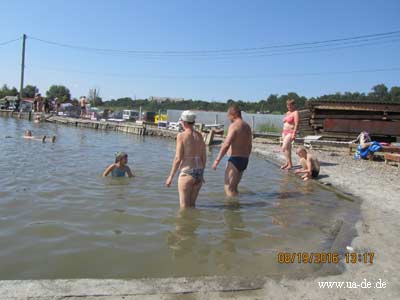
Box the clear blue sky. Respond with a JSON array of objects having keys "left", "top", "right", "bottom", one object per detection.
[{"left": 0, "top": 0, "right": 399, "bottom": 101}]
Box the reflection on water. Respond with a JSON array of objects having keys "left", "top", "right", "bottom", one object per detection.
[
  {"left": 0, "top": 118, "right": 360, "bottom": 279},
  {"left": 167, "top": 209, "right": 201, "bottom": 258},
  {"left": 220, "top": 203, "right": 252, "bottom": 251}
]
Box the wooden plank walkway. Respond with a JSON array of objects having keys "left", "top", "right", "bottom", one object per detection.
[{"left": 385, "top": 153, "right": 400, "bottom": 167}]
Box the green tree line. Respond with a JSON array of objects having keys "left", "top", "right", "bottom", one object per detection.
[
  {"left": 102, "top": 84, "right": 400, "bottom": 113},
  {"left": 1, "top": 83, "right": 400, "bottom": 114}
]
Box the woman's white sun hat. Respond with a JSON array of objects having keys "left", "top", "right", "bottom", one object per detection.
[{"left": 179, "top": 110, "right": 196, "bottom": 123}]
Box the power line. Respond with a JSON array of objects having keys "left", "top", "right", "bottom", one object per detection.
[
  {"left": 202, "top": 38, "right": 400, "bottom": 60},
  {"left": 26, "top": 35, "right": 400, "bottom": 61},
  {"left": 146, "top": 35, "right": 400, "bottom": 58},
  {"left": 0, "top": 37, "right": 21, "bottom": 47},
  {"left": 114, "top": 37, "right": 400, "bottom": 60},
  {"left": 27, "top": 30, "right": 400, "bottom": 58},
  {"left": 26, "top": 65, "right": 400, "bottom": 79}
]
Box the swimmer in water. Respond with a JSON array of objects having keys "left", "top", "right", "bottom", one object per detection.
[
  {"left": 294, "top": 146, "right": 320, "bottom": 181},
  {"left": 34, "top": 115, "right": 41, "bottom": 123},
  {"left": 23, "top": 130, "right": 56, "bottom": 143},
  {"left": 103, "top": 152, "right": 134, "bottom": 177}
]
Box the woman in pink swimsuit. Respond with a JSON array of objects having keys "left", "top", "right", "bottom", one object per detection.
[{"left": 281, "top": 99, "right": 299, "bottom": 169}]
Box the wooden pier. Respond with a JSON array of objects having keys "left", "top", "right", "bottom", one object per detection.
[
  {"left": 45, "top": 116, "right": 181, "bottom": 138},
  {"left": 1, "top": 110, "right": 217, "bottom": 144},
  {"left": 0, "top": 109, "right": 34, "bottom": 120}
]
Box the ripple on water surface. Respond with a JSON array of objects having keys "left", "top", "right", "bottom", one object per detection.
[{"left": 0, "top": 118, "right": 360, "bottom": 279}]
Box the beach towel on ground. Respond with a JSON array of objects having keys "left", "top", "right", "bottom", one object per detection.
[{"left": 355, "top": 141, "right": 382, "bottom": 159}]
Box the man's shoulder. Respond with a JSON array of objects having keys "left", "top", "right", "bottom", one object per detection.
[
  {"left": 244, "top": 120, "right": 252, "bottom": 128},
  {"left": 308, "top": 154, "right": 317, "bottom": 160},
  {"left": 195, "top": 131, "right": 204, "bottom": 138},
  {"left": 228, "top": 122, "right": 240, "bottom": 133},
  {"left": 238, "top": 120, "right": 251, "bottom": 130},
  {"left": 230, "top": 119, "right": 248, "bottom": 129}
]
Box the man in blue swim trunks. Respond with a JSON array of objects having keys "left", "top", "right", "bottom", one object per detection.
[{"left": 212, "top": 104, "right": 252, "bottom": 197}]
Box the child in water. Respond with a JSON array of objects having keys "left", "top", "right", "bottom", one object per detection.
[
  {"left": 34, "top": 115, "right": 42, "bottom": 123},
  {"left": 294, "top": 146, "right": 320, "bottom": 181},
  {"left": 23, "top": 130, "right": 56, "bottom": 143},
  {"left": 103, "top": 152, "right": 134, "bottom": 177}
]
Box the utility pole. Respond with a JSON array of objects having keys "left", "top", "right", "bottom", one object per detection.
[{"left": 19, "top": 34, "right": 26, "bottom": 98}]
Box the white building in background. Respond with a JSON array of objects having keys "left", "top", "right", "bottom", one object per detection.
[{"left": 148, "top": 96, "right": 185, "bottom": 103}]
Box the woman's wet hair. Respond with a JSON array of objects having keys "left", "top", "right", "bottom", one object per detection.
[
  {"left": 25, "top": 130, "right": 32, "bottom": 136},
  {"left": 115, "top": 152, "right": 128, "bottom": 163}
]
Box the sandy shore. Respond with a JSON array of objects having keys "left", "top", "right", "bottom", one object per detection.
[{"left": 1, "top": 136, "right": 399, "bottom": 300}]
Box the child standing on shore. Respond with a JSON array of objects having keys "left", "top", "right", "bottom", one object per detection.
[
  {"left": 103, "top": 152, "right": 134, "bottom": 177},
  {"left": 294, "top": 146, "right": 320, "bottom": 181}
]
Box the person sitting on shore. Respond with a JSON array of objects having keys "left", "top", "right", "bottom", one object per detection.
[
  {"left": 103, "top": 152, "right": 134, "bottom": 177},
  {"left": 294, "top": 146, "right": 320, "bottom": 181},
  {"left": 353, "top": 131, "right": 382, "bottom": 160},
  {"left": 23, "top": 130, "right": 56, "bottom": 143}
]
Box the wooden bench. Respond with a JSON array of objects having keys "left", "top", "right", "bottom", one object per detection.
[{"left": 384, "top": 153, "right": 400, "bottom": 167}]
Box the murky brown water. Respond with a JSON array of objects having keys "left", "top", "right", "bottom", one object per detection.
[{"left": 0, "top": 117, "right": 359, "bottom": 279}]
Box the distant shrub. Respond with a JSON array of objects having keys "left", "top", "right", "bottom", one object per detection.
[{"left": 256, "top": 122, "right": 281, "bottom": 133}]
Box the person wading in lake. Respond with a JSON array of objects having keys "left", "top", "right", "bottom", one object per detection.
[
  {"left": 166, "top": 110, "right": 206, "bottom": 208},
  {"left": 212, "top": 104, "right": 252, "bottom": 197}
]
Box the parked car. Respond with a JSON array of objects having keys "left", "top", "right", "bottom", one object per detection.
[
  {"left": 158, "top": 121, "right": 168, "bottom": 129},
  {"left": 168, "top": 122, "right": 182, "bottom": 131},
  {"left": 123, "top": 110, "right": 139, "bottom": 121},
  {"left": 0, "top": 96, "right": 18, "bottom": 110}
]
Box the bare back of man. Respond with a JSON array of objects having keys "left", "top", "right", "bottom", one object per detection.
[{"left": 212, "top": 105, "right": 252, "bottom": 197}]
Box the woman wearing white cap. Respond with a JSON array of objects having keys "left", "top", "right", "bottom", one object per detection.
[{"left": 166, "top": 110, "right": 206, "bottom": 208}]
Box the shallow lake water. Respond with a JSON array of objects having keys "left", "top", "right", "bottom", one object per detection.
[{"left": 0, "top": 117, "right": 359, "bottom": 279}]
